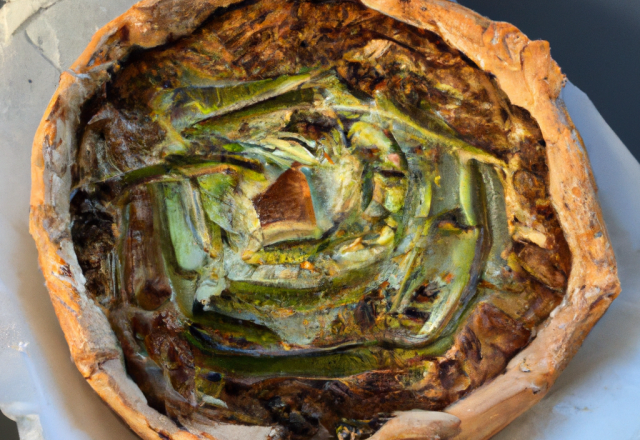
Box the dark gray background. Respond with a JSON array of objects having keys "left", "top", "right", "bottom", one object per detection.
[
  {"left": 0, "top": 414, "right": 18, "bottom": 439},
  {"left": 0, "top": 0, "right": 638, "bottom": 439}
]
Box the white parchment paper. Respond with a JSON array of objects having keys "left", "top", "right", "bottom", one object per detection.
[{"left": 0, "top": 1, "right": 638, "bottom": 439}]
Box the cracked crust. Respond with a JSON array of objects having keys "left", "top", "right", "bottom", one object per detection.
[{"left": 30, "top": 0, "right": 620, "bottom": 439}]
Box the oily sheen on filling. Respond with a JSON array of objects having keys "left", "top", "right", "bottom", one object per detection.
[{"left": 70, "top": 1, "right": 571, "bottom": 438}]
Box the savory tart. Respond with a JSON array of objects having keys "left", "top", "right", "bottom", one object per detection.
[{"left": 30, "top": 0, "right": 620, "bottom": 439}]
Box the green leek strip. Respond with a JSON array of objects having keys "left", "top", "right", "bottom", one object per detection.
[
  {"left": 156, "top": 70, "right": 327, "bottom": 129},
  {"left": 323, "top": 100, "right": 506, "bottom": 168},
  {"left": 183, "top": 88, "right": 316, "bottom": 139},
  {"left": 417, "top": 227, "right": 481, "bottom": 340},
  {"left": 388, "top": 213, "right": 438, "bottom": 315},
  {"left": 416, "top": 180, "right": 432, "bottom": 218},
  {"left": 190, "top": 310, "right": 283, "bottom": 347},
  {"left": 82, "top": 157, "right": 262, "bottom": 195},
  {"left": 477, "top": 164, "right": 513, "bottom": 288},
  {"left": 225, "top": 261, "right": 377, "bottom": 312},
  {"left": 162, "top": 181, "right": 210, "bottom": 272},
  {"left": 459, "top": 158, "right": 479, "bottom": 226},
  {"left": 389, "top": 175, "right": 434, "bottom": 313},
  {"left": 188, "top": 332, "right": 453, "bottom": 379},
  {"left": 388, "top": 178, "right": 433, "bottom": 313},
  {"left": 389, "top": 248, "right": 420, "bottom": 313}
]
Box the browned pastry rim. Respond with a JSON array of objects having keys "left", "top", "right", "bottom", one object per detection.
[{"left": 29, "top": 0, "right": 620, "bottom": 439}]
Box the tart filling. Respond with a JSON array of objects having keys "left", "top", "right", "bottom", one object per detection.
[{"left": 70, "top": 0, "right": 570, "bottom": 438}]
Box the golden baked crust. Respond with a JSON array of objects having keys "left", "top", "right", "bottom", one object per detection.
[{"left": 30, "top": 0, "right": 620, "bottom": 439}]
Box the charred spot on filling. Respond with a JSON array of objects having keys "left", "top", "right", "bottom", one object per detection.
[{"left": 70, "top": 0, "right": 570, "bottom": 438}]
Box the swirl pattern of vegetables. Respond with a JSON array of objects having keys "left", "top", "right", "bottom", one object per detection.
[{"left": 70, "top": 1, "right": 570, "bottom": 438}]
